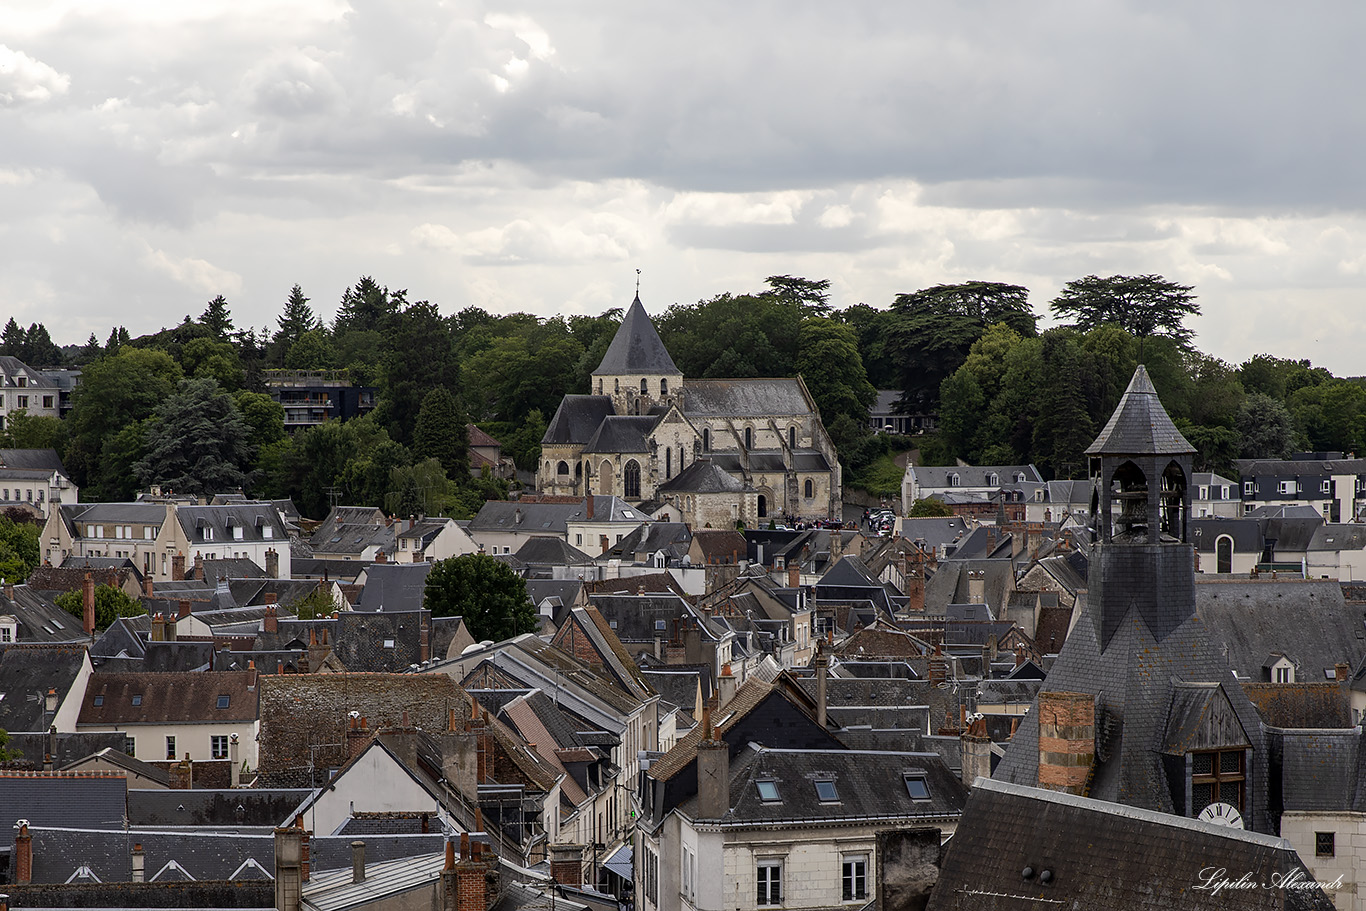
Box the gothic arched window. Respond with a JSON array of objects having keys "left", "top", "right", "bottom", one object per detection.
[{"left": 624, "top": 460, "right": 641, "bottom": 499}]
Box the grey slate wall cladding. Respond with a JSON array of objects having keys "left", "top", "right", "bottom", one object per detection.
[{"left": 1092, "top": 544, "right": 1197, "bottom": 649}]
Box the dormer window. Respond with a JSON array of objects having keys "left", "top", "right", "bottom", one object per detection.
[
  {"left": 987, "top": 473, "right": 999, "bottom": 486},
  {"left": 949, "top": 473, "right": 960, "bottom": 487},
  {"left": 1015, "top": 472, "right": 1026, "bottom": 483},
  {"left": 813, "top": 779, "right": 839, "bottom": 802},
  {"left": 756, "top": 780, "right": 781, "bottom": 802}
]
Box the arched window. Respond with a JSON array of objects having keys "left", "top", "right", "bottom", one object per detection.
[
  {"left": 661, "top": 378, "right": 668, "bottom": 395},
  {"left": 1016, "top": 472, "right": 1026, "bottom": 483},
  {"left": 987, "top": 473, "right": 999, "bottom": 486},
  {"left": 702, "top": 428, "right": 710, "bottom": 452},
  {"left": 624, "top": 460, "right": 641, "bottom": 499},
  {"left": 597, "top": 379, "right": 603, "bottom": 395},
  {"left": 576, "top": 462, "right": 583, "bottom": 478},
  {"left": 1216, "top": 535, "right": 1234, "bottom": 574},
  {"left": 789, "top": 426, "right": 796, "bottom": 450},
  {"left": 665, "top": 448, "right": 672, "bottom": 479},
  {"left": 744, "top": 427, "right": 753, "bottom": 449},
  {"left": 804, "top": 479, "right": 814, "bottom": 499},
  {"left": 641, "top": 378, "right": 648, "bottom": 395},
  {"left": 758, "top": 495, "right": 767, "bottom": 518},
  {"left": 949, "top": 473, "right": 960, "bottom": 487},
  {"left": 614, "top": 378, "right": 620, "bottom": 393},
  {"left": 557, "top": 461, "right": 570, "bottom": 477}
]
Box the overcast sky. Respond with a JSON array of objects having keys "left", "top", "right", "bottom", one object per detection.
[{"left": 3, "top": 2, "right": 1365, "bottom": 374}]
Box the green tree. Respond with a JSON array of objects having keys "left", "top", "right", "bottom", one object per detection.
[
  {"left": 423, "top": 553, "right": 537, "bottom": 642},
  {"left": 1050, "top": 274, "right": 1199, "bottom": 351},
  {"left": 200, "top": 295, "right": 235, "bottom": 341},
  {"left": 0, "top": 515, "right": 39, "bottom": 584},
  {"left": 796, "top": 317, "right": 878, "bottom": 423},
  {"left": 55, "top": 583, "right": 145, "bottom": 630},
  {"left": 232, "top": 390, "right": 287, "bottom": 452},
  {"left": 886, "top": 282, "right": 1036, "bottom": 412},
  {"left": 285, "top": 329, "right": 339, "bottom": 370},
  {"left": 334, "top": 276, "right": 399, "bottom": 334},
  {"left": 274, "top": 284, "right": 321, "bottom": 362},
  {"left": 375, "top": 300, "right": 460, "bottom": 446},
  {"left": 0, "top": 411, "right": 67, "bottom": 451},
  {"left": 23, "top": 324, "right": 63, "bottom": 366},
  {"left": 0, "top": 319, "right": 23, "bottom": 358},
  {"left": 133, "top": 377, "right": 255, "bottom": 496},
  {"left": 909, "top": 497, "right": 954, "bottom": 517},
  {"left": 414, "top": 387, "right": 470, "bottom": 479},
  {"left": 65, "top": 348, "right": 182, "bottom": 497},
  {"left": 1237, "top": 393, "right": 1296, "bottom": 459},
  {"left": 181, "top": 337, "right": 244, "bottom": 391},
  {"left": 289, "top": 586, "right": 338, "bottom": 620},
  {"left": 838, "top": 304, "right": 901, "bottom": 390},
  {"left": 1030, "top": 332, "right": 1095, "bottom": 478},
  {"left": 0, "top": 727, "right": 18, "bottom": 761},
  {"left": 657, "top": 291, "right": 802, "bottom": 380},
  {"left": 763, "top": 275, "right": 832, "bottom": 314}
]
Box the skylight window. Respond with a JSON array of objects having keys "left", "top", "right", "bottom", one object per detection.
[
  {"left": 814, "top": 780, "right": 839, "bottom": 802},
  {"left": 93, "top": 695, "right": 104, "bottom": 706},
  {"left": 904, "top": 774, "right": 930, "bottom": 800},
  {"left": 131, "top": 695, "right": 143, "bottom": 706},
  {"left": 217, "top": 695, "right": 230, "bottom": 709},
  {"left": 756, "top": 780, "right": 781, "bottom": 802}
]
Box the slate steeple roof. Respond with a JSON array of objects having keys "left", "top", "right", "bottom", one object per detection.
[
  {"left": 1085, "top": 364, "right": 1194, "bottom": 456},
  {"left": 593, "top": 295, "right": 681, "bottom": 376}
]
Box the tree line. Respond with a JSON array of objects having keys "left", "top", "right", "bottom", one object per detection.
[{"left": 0, "top": 273, "right": 1354, "bottom": 517}]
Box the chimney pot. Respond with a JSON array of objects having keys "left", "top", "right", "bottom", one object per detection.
[{"left": 352, "top": 840, "right": 366, "bottom": 883}]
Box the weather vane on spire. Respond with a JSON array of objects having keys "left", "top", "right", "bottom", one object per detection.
[{"left": 635, "top": 268, "right": 641, "bottom": 296}]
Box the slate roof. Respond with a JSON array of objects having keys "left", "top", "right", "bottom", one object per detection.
[
  {"left": 515, "top": 536, "right": 595, "bottom": 566},
  {"left": 0, "top": 447, "right": 65, "bottom": 471},
  {"left": 0, "top": 771, "right": 127, "bottom": 837},
  {"left": 1191, "top": 516, "right": 1264, "bottom": 553},
  {"left": 176, "top": 503, "right": 288, "bottom": 548},
  {"left": 0, "top": 583, "right": 85, "bottom": 643},
  {"left": 61, "top": 747, "right": 173, "bottom": 786},
  {"left": 682, "top": 378, "right": 815, "bottom": 417},
  {"left": 896, "top": 516, "right": 972, "bottom": 552},
  {"left": 79, "top": 671, "right": 259, "bottom": 725},
  {"left": 1276, "top": 728, "right": 1360, "bottom": 812},
  {"left": 0, "top": 644, "right": 88, "bottom": 731},
  {"left": 127, "top": 788, "right": 312, "bottom": 826},
  {"left": 1086, "top": 365, "right": 1195, "bottom": 456},
  {"left": 469, "top": 497, "right": 647, "bottom": 536},
  {"left": 7, "top": 732, "right": 126, "bottom": 769},
  {"left": 355, "top": 562, "right": 432, "bottom": 612},
  {"left": 657, "top": 457, "right": 748, "bottom": 494},
  {"left": 581, "top": 415, "right": 657, "bottom": 454},
  {"left": 1309, "top": 523, "right": 1366, "bottom": 552},
  {"left": 682, "top": 744, "right": 965, "bottom": 824},
  {"left": 542, "top": 395, "right": 617, "bottom": 446},
  {"left": 927, "top": 778, "right": 1336, "bottom": 911},
  {"left": 908, "top": 465, "right": 1042, "bottom": 489},
  {"left": 1196, "top": 579, "right": 1366, "bottom": 680},
  {"left": 597, "top": 522, "right": 691, "bottom": 562},
  {"left": 592, "top": 295, "right": 681, "bottom": 377}
]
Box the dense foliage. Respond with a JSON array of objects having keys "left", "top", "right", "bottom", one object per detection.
[
  {"left": 55, "top": 583, "right": 146, "bottom": 631},
  {"left": 423, "top": 553, "right": 538, "bottom": 642},
  {"left": 11, "top": 270, "right": 1361, "bottom": 516}
]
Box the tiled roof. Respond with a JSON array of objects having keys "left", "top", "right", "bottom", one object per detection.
[{"left": 79, "top": 670, "right": 258, "bottom": 724}]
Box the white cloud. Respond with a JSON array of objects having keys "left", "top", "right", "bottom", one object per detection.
[
  {"left": 142, "top": 244, "right": 242, "bottom": 296},
  {"left": 0, "top": 44, "right": 69, "bottom": 105}
]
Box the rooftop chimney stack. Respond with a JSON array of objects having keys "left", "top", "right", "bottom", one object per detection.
[
  {"left": 265, "top": 547, "right": 279, "bottom": 579},
  {"left": 82, "top": 572, "right": 95, "bottom": 636},
  {"left": 171, "top": 552, "right": 185, "bottom": 581},
  {"left": 352, "top": 840, "right": 366, "bottom": 884}
]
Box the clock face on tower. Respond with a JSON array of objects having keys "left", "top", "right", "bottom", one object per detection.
[{"left": 1198, "top": 802, "right": 1245, "bottom": 829}]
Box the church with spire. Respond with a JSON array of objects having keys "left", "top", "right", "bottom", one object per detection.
[
  {"left": 537, "top": 295, "right": 843, "bottom": 527},
  {"left": 995, "top": 365, "right": 1274, "bottom": 834}
]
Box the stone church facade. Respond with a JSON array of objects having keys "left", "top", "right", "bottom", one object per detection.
[{"left": 538, "top": 296, "right": 842, "bottom": 528}]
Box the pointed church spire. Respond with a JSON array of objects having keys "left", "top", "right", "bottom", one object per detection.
[
  {"left": 593, "top": 295, "right": 681, "bottom": 377},
  {"left": 1086, "top": 365, "right": 1195, "bottom": 457}
]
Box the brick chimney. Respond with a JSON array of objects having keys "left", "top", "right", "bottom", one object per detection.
[
  {"left": 1336, "top": 662, "right": 1351, "bottom": 682},
  {"left": 192, "top": 552, "right": 204, "bottom": 581},
  {"left": 82, "top": 571, "right": 95, "bottom": 636},
  {"left": 4, "top": 578, "right": 13, "bottom": 600},
  {"left": 1037, "top": 691, "right": 1095, "bottom": 795},
  {"left": 178, "top": 599, "right": 192, "bottom": 621},
  {"left": 375, "top": 549, "right": 387, "bottom": 564},
  {"left": 814, "top": 643, "right": 829, "bottom": 728},
  {"left": 150, "top": 612, "right": 165, "bottom": 642},
  {"left": 143, "top": 574, "right": 153, "bottom": 599},
  {"left": 15, "top": 821, "right": 32, "bottom": 883},
  {"left": 170, "top": 752, "right": 193, "bottom": 789},
  {"left": 788, "top": 564, "right": 799, "bottom": 588},
  {"left": 164, "top": 611, "right": 177, "bottom": 642},
  {"left": 549, "top": 842, "right": 585, "bottom": 887},
  {"left": 348, "top": 715, "right": 370, "bottom": 759},
  {"left": 586, "top": 493, "right": 595, "bottom": 521},
  {"left": 265, "top": 547, "right": 279, "bottom": 579},
  {"left": 928, "top": 642, "right": 947, "bottom": 687},
  {"left": 263, "top": 604, "right": 278, "bottom": 634},
  {"left": 420, "top": 616, "right": 431, "bottom": 663},
  {"left": 171, "top": 552, "right": 185, "bottom": 581}
]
